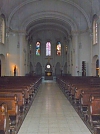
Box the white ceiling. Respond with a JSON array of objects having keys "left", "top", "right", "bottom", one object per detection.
[{"left": 0, "top": 0, "right": 100, "bottom": 37}]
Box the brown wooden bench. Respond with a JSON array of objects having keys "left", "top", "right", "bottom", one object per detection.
[
  {"left": 0, "top": 76, "right": 42, "bottom": 133},
  {"left": 0, "top": 87, "right": 31, "bottom": 104},
  {"left": 87, "top": 95, "right": 100, "bottom": 128},
  {"left": 0, "top": 91, "right": 25, "bottom": 113},
  {"left": 0, "top": 95, "right": 20, "bottom": 132},
  {"left": 74, "top": 86, "right": 100, "bottom": 104},
  {"left": 94, "top": 127, "right": 100, "bottom": 134},
  {"left": 79, "top": 90, "right": 100, "bottom": 118},
  {"left": 0, "top": 76, "right": 41, "bottom": 97},
  {"left": 0, "top": 103, "right": 11, "bottom": 134}
]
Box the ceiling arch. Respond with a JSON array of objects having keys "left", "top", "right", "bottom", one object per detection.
[
  {"left": 7, "top": 0, "right": 90, "bottom": 32},
  {"left": 1, "top": 0, "right": 100, "bottom": 38},
  {"left": 25, "top": 12, "right": 77, "bottom": 36},
  {"left": 8, "top": 0, "right": 91, "bottom": 28}
]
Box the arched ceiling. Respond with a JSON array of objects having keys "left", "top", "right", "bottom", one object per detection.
[{"left": 0, "top": 0, "right": 100, "bottom": 37}]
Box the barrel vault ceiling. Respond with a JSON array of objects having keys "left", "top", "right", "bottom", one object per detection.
[{"left": 0, "top": 0, "right": 100, "bottom": 38}]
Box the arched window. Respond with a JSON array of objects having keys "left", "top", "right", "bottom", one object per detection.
[
  {"left": 36, "top": 41, "right": 40, "bottom": 56},
  {"left": 46, "top": 42, "right": 51, "bottom": 56},
  {"left": 93, "top": 15, "right": 98, "bottom": 45},
  {"left": 0, "top": 15, "right": 5, "bottom": 44},
  {"left": 56, "top": 41, "right": 61, "bottom": 56}
]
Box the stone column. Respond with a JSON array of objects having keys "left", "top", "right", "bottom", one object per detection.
[
  {"left": 5, "top": 28, "right": 10, "bottom": 76},
  {"left": 18, "top": 33, "right": 26, "bottom": 76},
  {"left": 67, "top": 37, "right": 71, "bottom": 75},
  {"left": 97, "top": 19, "right": 100, "bottom": 77},
  {"left": 89, "top": 28, "right": 93, "bottom": 76},
  {"left": 71, "top": 32, "right": 79, "bottom": 76}
]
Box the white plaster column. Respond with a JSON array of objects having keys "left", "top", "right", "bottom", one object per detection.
[
  {"left": 5, "top": 28, "right": 10, "bottom": 76},
  {"left": 97, "top": 19, "right": 100, "bottom": 76},
  {"left": 67, "top": 38, "right": 71, "bottom": 74},
  {"left": 25, "top": 43, "right": 30, "bottom": 74},
  {"left": 89, "top": 29, "right": 93, "bottom": 76},
  {"left": 72, "top": 32, "right": 79, "bottom": 76},
  {"left": 18, "top": 33, "right": 26, "bottom": 76}
]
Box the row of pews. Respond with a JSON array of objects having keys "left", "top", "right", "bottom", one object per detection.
[
  {"left": 56, "top": 76, "right": 100, "bottom": 134},
  {"left": 0, "top": 76, "right": 42, "bottom": 134}
]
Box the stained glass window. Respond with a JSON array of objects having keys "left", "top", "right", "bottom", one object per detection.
[
  {"left": 36, "top": 41, "right": 40, "bottom": 56},
  {"left": 56, "top": 42, "right": 61, "bottom": 56},
  {"left": 46, "top": 42, "right": 51, "bottom": 56}
]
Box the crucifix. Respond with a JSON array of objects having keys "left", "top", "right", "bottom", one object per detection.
[{"left": 45, "top": 57, "right": 53, "bottom": 63}]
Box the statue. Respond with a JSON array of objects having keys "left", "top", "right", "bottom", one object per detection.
[{"left": 14, "top": 65, "right": 16, "bottom": 76}]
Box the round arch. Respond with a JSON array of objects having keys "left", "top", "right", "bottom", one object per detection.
[
  {"left": 35, "top": 62, "right": 42, "bottom": 76},
  {"left": 63, "top": 62, "right": 67, "bottom": 75},
  {"left": 55, "top": 62, "right": 61, "bottom": 76}
]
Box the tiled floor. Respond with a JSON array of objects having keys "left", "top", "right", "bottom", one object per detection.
[{"left": 18, "top": 80, "right": 92, "bottom": 134}]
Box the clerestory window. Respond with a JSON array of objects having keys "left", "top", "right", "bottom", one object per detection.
[
  {"left": 56, "top": 41, "right": 61, "bottom": 56},
  {"left": 0, "top": 16, "right": 5, "bottom": 44},
  {"left": 93, "top": 15, "right": 98, "bottom": 45},
  {"left": 46, "top": 42, "right": 51, "bottom": 56}
]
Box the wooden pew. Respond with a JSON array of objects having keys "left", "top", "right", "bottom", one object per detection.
[
  {"left": 0, "top": 77, "right": 40, "bottom": 103},
  {"left": 79, "top": 90, "right": 100, "bottom": 118},
  {"left": 87, "top": 95, "right": 100, "bottom": 128},
  {"left": 74, "top": 86, "right": 100, "bottom": 104},
  {"left": 0, "top": 87, "right": 31, "bottom": 104},
  {"left": 0, "top": 95, "right": 20, "bottom": 132},
  {"left": 0, "top": 76, "right": 42, "bottom": 134},
  {"left": 94, "top": 128, "right": 100, "bottom": 134},
  {"left": 0, "top": 103, "right": 11, "bottom": 134},
  {"left": 0, "top": 91, "right": 25, "bottom": 113}
]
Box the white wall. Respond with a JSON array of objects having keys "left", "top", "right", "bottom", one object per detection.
[
  {"left": 5, "top": 32, "right": 27, "bottom": 76},
  {"left": 78, "top": 32, "right": 91, "bottom": 76}
]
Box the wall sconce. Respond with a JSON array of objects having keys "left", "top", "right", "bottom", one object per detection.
[{"left": 7, "top": 53, "right": 9, "bottom": 57}]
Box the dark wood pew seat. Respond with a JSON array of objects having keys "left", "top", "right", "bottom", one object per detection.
[
  {"left": 80, "top": 90, "right": 100, "bottom": 113},
  {"left": 0, "top": 95, "right": 19, "bottom": 132},
  {"left": 0, "top": 91, "right": 25, "bottom": 113},
  {"left": 0, "top": 87, "right": 31, "bottom": 104},
  {"left": 94, "top": 127, "right": 100, "bottom": 134},
  {"left": 87, "top": 95, "right": 100, "bottom": 128},
  {"left": 0, "top": 76, "right": 42, "bottom": 134},
  {"left": 0, "top": 103, "right": 10, "bottom": 134}
]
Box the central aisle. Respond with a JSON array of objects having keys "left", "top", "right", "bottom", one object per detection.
[{"left": 18, "top": 80, "right": 91, "bottom": 134}]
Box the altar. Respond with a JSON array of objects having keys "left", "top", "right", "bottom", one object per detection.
[{"left": 45, "top": 71, "right": 53, "bottom": 80}]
